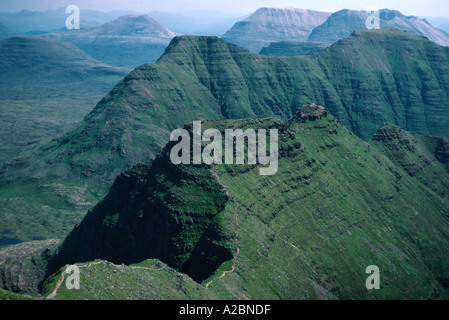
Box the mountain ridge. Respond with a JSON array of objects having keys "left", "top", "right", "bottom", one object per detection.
[
  {"left": 309, "top": 9, "right": 449, "bottom": 46},
  {"left": 2, "top": 28, "right": 449, "bottom": 242},
  {"left": 42, "top": 104, "right": 449, "bottom": 299}
]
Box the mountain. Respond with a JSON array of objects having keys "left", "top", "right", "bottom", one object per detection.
[
  {"left": 0, "top": 36, "right": 129, "bottom": 169},
  {"left": 0, "top": 8, "right": 137, "bottom": 33},
  {"left": 221, "top": 7, "right": 331, "bottom": 52},
  {"left": 2, "top": 28, "right": 449, "bottom": 243},
  {"left": 425, "top": 17, "right": 449, "bottom": 34},
  {"left": 42, "top": 15, "right": 176, "bottom": 68},
  {"left": 39, "top": 104, "right": 449, "bottom": 299},
  {"left": 259, "top": 41, "right": 330, "bottom": 56},
  {"left": 309, "top": 9, "right": 449, "bottom": 47},
  {"left": 0, "top": 36, "right": 129, "bottom": 239},
  {"left": 147, "top": 10, "right": 248, "bottom": 36}
]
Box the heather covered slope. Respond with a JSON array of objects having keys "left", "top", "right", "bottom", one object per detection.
[
  {"left": 2, "top": 28, "right": 449, "bottom": 241},
  {"left": 221, "top": 8, "right": 331, "bottom": 52},
  {"left": 309, "top": 9, "right": 449, "bottom": 46},
  {"left": 43, "top": 106, "right": 449, "bottom": 300}
]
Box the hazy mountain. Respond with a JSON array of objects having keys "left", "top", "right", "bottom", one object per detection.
[
  {"left": 222, "top": 7, "right": 331, "bottom": 52},
  {"left": 2, "top": 28, "right": 449, "bottom": 243},
  {"left": 41, "top": 14, "right": 176, "bottom": 68},
  {"left": 309, "top": 9, "right": 449, "bottom": 47},
  {"left": 28, "top": 105, "right": 449, "bottom": 299},
  {"left": 0, "top": 8, "right": 137, "bottom": 33},
  {"left": 147, "top": 10, "right": 248, "bottom": 36},
  {"left": 0, "top": 36, "right": 129, "bottom": 170},
  {"left": 259, "top": 41, "right": 330, "bottom": 56},
  {"left": 425, "top": 17, "right": 449, "bottom": 34},
  {"left": 0, "top": 22, "right": 16, "bottom": 38}
]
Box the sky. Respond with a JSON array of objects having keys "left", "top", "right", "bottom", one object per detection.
[{"left": 0, "top": 0, "right": 449, "bottom": 17}]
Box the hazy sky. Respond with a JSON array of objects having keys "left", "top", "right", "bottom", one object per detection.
[{"left": 1, "top": 0, "right": 449, "bottom": 17}]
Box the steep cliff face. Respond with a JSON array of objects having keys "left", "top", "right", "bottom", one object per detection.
[
  {"left": 0, "top": 240, "right": 61, "bottom": 294},
  {"left": 222, "top": 8, "right": 331, "bottom": 52},
  {"left": 47, "top": 138, "right": 234, "bottom": 283},
  {"left": 308, "top": 9, "right": 449, "bottom": 46},
  {"left": 3, "top": 29, "right": 449, "bottom": 241},
  {"left": 372, "top": 123, "right": 449, "bottom": 197},
  {"left": 45, "top": 106, "right": 449, "bottom": 299}
]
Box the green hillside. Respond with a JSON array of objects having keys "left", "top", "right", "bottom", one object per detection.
[
  {"left": 41, "top": 105, "right": 449, "bottom": 300},
  {"left": 0, "top": 36, "right": 129, "bottom": 167},
  {"left": 2, "top": 28, "right": 449, "bottom": 242}
]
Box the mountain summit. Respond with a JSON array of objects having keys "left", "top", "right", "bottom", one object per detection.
[
  {"left": 309, "top": 9, "right": 449, "bottom": 46},
  {"left": 222, "top": 7, "right": 331, "bottom": 52},
  {"left": 85, "top": 14, "right": 176, "bottom": 37}
]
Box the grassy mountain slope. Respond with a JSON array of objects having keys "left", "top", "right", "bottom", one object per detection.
[
  {"left": 0, "top": 36, "right": 129, "bottom": 241},
  {"left": 42, "top": 105, "right": 449, "bottom": 300},
  {"left": 2, "top": 28, "right": 449, "bottom": 242},
  {"left": 0, "top": 36, "right": 129, "bottom": 168}
]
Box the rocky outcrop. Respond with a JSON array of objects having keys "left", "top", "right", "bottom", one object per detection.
[
  {"left": 292, "top": 103, "right": 328, "bottom": 123},
  {"left": 0, "top": 240, "right": 61, "bottom": 294},
  {"left": 436, "top": 139, "right": 449, "bottom": 164}
]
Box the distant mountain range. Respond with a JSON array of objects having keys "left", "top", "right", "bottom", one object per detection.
[
  {"left": 309, "top": 9, "right": 449, "bottom": 46},
  {"left": 0, "top": 8, "right": 137, "bottom": 33},
  {"left": 222, "top": 8, "right": 331, "bottom": 52},
  {"left": 41, "top": 15, "right": 176, "bottom": 68},
  {"left": 222, "top": 7, "right": 449, "bottom": 53},
  {"left": 146, "top": 10, "right": 247, "bottom": 36}
]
